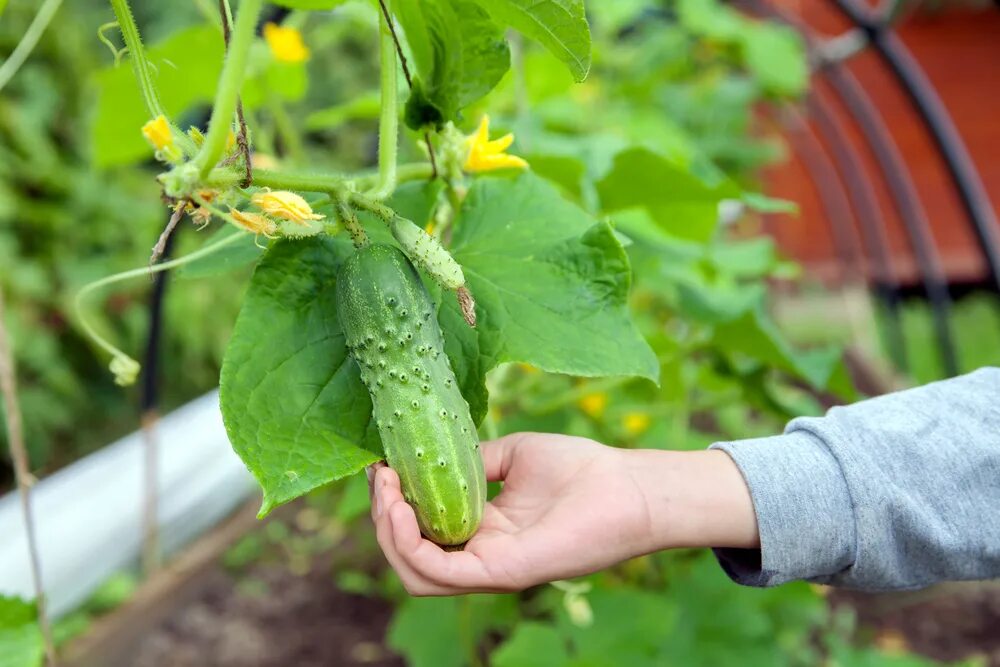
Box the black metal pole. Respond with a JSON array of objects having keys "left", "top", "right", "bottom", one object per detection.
[
  {"left": 831, "top": 0, "right": 1000, "bottom": 295},
  {"left": 783, "top": 109, "right": 867, "bottom": 285},
  {"left": 823, "top": 66, "right": 960, "bottom": 376},
  {"left": 806, "top": 92, "right": 909, "bottom": 372}
]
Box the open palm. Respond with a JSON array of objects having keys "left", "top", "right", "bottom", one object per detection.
[{"left": 369, "top": 432, "right": 653, "bottom": 596}]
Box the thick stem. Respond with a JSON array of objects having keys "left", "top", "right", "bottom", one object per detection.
[
  {"left": 370, "top": 4, "right": 399, "bottom": 200},
  {"left": 0, "top": 0, "right": 64, "bottom": 94},
  {"left": 336, "top": 200, "right": 369, "bottom": 247},
  {"left": 0, "top": 289, "right": 57, "bottom": 667},
  {"left": 194, "top": 0, "right": 263, "bottom": 178},
  {"left": 109, "top": 0, "right": 165, "bottom": 118},
  {"left": 206, "top": 162, "right": 433, "bottom": 193}
]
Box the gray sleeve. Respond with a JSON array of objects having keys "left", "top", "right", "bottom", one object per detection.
[{"left": 709, "top": 367, "right": 1000, "bottom": 591}]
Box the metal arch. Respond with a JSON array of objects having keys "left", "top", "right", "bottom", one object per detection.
[
  {"left": 821, "top": 66, "right": 959, "bottom": 375},
  {"left": 740, "top": 0, "right": 961, "bottom": 376},
  {"left": 831, "top": 0, "right": 1000, "bottom": 294},
  {"left": 804, "top": 91, "right": 911, "bottom": 372}
]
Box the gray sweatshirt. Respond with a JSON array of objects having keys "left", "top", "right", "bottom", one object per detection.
[{"left": 710, "top": 367, "right": 1000, "bottom": 591}]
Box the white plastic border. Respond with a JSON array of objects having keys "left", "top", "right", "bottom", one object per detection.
[{"left": 0, "top": 391, "right": 255, "bottom": 617}]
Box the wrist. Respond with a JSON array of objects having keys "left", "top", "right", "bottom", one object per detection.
[{"left": 623, "top": 448, "right": 760, "bottom": 553}]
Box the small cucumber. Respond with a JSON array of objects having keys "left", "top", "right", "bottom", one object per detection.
[{"left": 336, "top": 244, "right": 485, "bottom": 545}]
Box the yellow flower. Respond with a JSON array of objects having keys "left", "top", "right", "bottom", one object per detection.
[
  {"left": 142, "top": 116, "right": 172, "bottom": 150},
  {"left": 141, "top": 115, "right": 179, "bottom": 160},
  {"left": 229, "top": 207, "right": 277, "bottom": 236},
  {"left": 578, "top": 392, "right": 607, "bottom": 418},
  {"left": 263, "top": 23, "right": 310, "bottom": 63},
  {"left": 464, "top": 115, "right": 528, "bottom": 173},
  {"left": 251, "top": 189, "right": 325, "bottom": 225},
  {"left": 622, "top": 411, "right": 651, "bottom": 436},
  {"left": 226, "top": 129, "right": 238, "bottom": 153}
]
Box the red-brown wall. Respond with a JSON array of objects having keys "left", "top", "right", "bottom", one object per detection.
[{"left": 761, "top": 1, "right": 1000, "bottom": 286}]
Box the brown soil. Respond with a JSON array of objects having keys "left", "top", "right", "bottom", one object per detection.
[
  {"left": 834, "top": 584, "right": 1000, "bottom": 666},
  {"left": 131, "top": 561, "right": 403, "bottom": 667}
]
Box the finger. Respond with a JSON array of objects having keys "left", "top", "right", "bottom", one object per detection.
[
  {"left": 371, "top": 469, "right": 460, "bottom": 596},
  {"left": 389, "top": 501, "right": 510, "bottom": 592},
  {"left": 372, "top": 476, "right": 454, "bottom": 596},
  {"left": 367, "top": 462, "right": 388, "bottom": 522},
  {"left": 480, "top": 433, "right": 524, "bottom": 482}
]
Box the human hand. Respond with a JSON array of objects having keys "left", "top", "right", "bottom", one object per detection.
[{"left": 368, "top": 432, "right": 758, "bottom": 595}]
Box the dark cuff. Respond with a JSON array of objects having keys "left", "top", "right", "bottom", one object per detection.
[{"left": 709, "top": 431, "right": 857, "bottom": 587}]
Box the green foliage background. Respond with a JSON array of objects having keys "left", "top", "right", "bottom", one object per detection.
[{"left": 0, "top": 0, "right": 986, "bottom": 665}]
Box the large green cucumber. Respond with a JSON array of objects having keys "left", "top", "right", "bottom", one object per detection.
[{"left": 336, "top": 243, "right": 485, "bottom": 545}]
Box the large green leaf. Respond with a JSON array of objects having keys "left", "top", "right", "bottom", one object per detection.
[
  {"left": 397, "top": 0, "right": 510, "bottom": 128},
  {"left": 492, "top": 623, "right": 570, "bottom": 667},
  {"left": 0, "top": 597, "right": 43, "bottom": 667},
  {"left": 446, "top": 173, "right": 659, "bottom": 392},
  {"left": 597, "top": 148, "right": 738, "bottom": 244},
  {"left": 472, "top": 0, "right": 591, "bottom": 81},
  {"left": 219, "top": 238, "right": 382, "bottom": 517},
  {"left": 388, "top": 596, "right": 518, "bottom": 667}
]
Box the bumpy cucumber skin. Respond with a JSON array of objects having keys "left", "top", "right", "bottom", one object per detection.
[{"left": 337, "top": 244, "right": 485, "bottom": 545}]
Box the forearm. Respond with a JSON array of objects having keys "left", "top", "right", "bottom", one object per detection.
[
  {"left": 624, "top": 449, "right": 760, "bottom": 553},
  {"left": 713, "top": 367, "right": 1000, "bottom": 590}
]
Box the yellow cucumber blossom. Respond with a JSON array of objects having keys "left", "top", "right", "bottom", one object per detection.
[
  {"left": 141, "top": 115, "right": 180, "bottom": 160},
  {"left": 622, "top": 411, "right": 651, "bottom": 435},
  {"left": 578, "top": 392, "right": 607, "bottom": 418},
  {"left": 229, "top": 207, "right": 277, "bottom": 237},
  {"left": 251, "top": 189, "right": 325, "bottom": 225},
  {"left": 464, "top": 115, "right": 528, "bottom": 172},
  {"left": 263, "top": 23, "right": 310, "bottom": 63}
]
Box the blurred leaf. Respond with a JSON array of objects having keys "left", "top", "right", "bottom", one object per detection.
[
  {"left": 335, "top": 472, "right": 372, "bottom": 523},
  {"left": 524, "top": 153, "right": 586, "bottom": 201},
  {"left": 676, "top": 0, "right": 744, "bottom": 40},
  {"left": 712, "top": 308, "right": 852, "bottom": 395},
  {"left": 176, "top": 231, "right": 265, "bottom": 279},
  {"left": 741, "top": 191, "right": 799, "bottom": 214},
  {"left": 561, "top": 588, "right": 677, "bottom": 663},
  {"left": 708, "top": 237, "right": 778, "bottom": 278},
  {"left": 271, "top": 0, "right": 348, "bottom": 8},
  {"left": 597, "top": 148, "right": 738, "bottom": 244},
  {"left": 472, "top": 0, "right": 591, "bottom": 81},
  {"left": 304, "top": 92, "right": 381, "bottom": 130},
  {"left": 741, "top": 24, "right": 809, "bottom": 97},
  {"left": 0, "top": 596, "right": 43, "bottom": 667},
  {"left": 492, "top": 623, "right": 570, "bottom": 667},
  {"left": 389, "top": 595, "right": 518, "bottom": 667},
  {"left": 92, "top": 24, "right": 224, "bottom": 167}
]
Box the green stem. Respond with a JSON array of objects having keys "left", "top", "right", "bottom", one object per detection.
[
  {"left": 370, "top": 3, "right": 398, "bottom": 200},
  {"left": 206, "top": 162, "right": 434, "bottom": 193},
  {"left": 193, "top": 0, "right": 263, "bottom": 178},
  {"left": 109, "top": 0, "right": 165, "bottom": 118},
  {"left": 75, "top": 230, "right": 245, "bottom": 372},
  {"left": 335, "top": 199, "right": 369, "bottom": 247},
  {"left": 0, "top": 0, "right": 64, "bottom": 94},
  {"left": 268, "top": 95, "right": 305, "bottom": 165}
]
